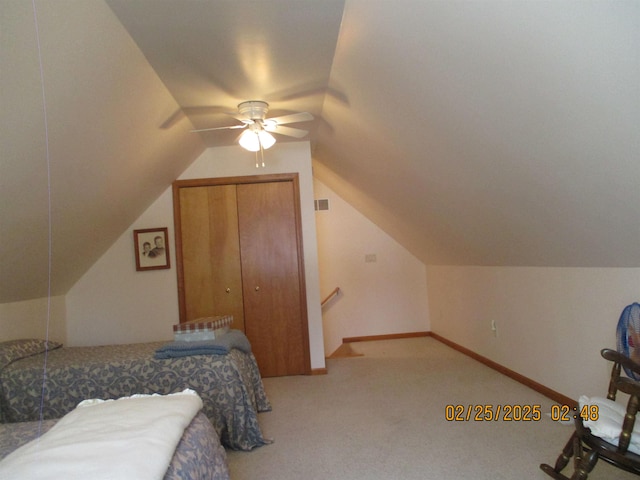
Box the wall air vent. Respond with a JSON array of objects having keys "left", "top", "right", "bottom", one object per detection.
[{"left": 314, "top": 198, "right": 330, "bottom": 211}]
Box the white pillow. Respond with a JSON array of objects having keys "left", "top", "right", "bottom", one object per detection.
[{"left": 579, "top": 395, "right": 640, "bottom": 455}]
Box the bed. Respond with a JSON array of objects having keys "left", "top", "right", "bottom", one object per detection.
[
  {"left": 0, "top": 336, "right": 271, "bottom": 451},
  {"left": 0, "top": 390, "right": 230, "bottom": 479}
]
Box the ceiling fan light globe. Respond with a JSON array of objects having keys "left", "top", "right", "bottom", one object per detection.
[
  {"left": 239, "top": 129, "right": 276, "bottom": 152},
  {"left": 239, "top": 130, "right": 261, "bottom": 151},
  {"left": 258, "top": 130, "right": 276, "bottom": 149}
]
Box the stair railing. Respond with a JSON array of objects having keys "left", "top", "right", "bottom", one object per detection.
[{"left": 321, "top": 287, "right": 341, "bottom": 307}]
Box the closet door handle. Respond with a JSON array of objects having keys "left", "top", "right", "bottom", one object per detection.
[
  {"left": 255, "top": 286, "right": 260, "bottom": 292},
  {"left": 225, "top": 288, "right": 231, "bottom": 293}
]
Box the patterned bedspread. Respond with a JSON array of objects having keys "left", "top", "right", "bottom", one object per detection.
[
  {"left": 0, "top": 412, "right": 230, "bottom": 480},
  {"left": 0, "top": 342, "right": 271, "bottom": 450}
]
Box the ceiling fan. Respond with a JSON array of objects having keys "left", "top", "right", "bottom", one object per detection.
[{"left": 191, "top": 101, "right": 313, "bottom": 157}]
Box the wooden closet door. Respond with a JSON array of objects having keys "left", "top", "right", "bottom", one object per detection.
[
  {"left": 237, "top": 181, "right": 306, "bottom": 377},
  {"left": 179, "top": 185, "right": 245, "bottom": 331}
]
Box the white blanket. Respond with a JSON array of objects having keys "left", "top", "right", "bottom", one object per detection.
[
  {"left": 0, "top": 389, "right": 203, "bottom": 480},
  {"left": 580, "top": 395, "right": 640, "bottom": 454}
]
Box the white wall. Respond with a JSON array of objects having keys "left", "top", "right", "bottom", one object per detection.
[
  {"left": 0, "top": 296, "right": 66, "bottom": 343},
  {"left": 66, "top": 188, "right": 178, "bottom": 346},
  {"left": 427, "top": 265, "right": 640, "bottom": 401},
  {"left": 66, "top": 142, "right": 326, "bottom": 371},
  {"left": 314, "top": 179, "right": 430, "bottom": 356}
]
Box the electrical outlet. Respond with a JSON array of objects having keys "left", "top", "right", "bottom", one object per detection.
[
  {"left": 491, "top": 320, "right": 498, "bottom": 337},
  {"left": 365, "top": 254, "right": 377, "bottom": 263}
]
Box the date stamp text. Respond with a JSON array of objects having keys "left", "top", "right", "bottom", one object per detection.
[{"left": 444, "top": 404, "right": 599, "bottom": 422}]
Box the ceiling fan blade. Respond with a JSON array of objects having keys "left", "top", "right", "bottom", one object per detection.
[
  {"left": 190, "top": 124, "right": 247, "bottom": 133},
  {"left": 264, "top": 124, "right": 309, "bottom": 138},
  {"left": 265, "top": 112, "right": 313, "bottom": 125}
]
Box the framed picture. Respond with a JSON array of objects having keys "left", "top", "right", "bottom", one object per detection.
[{"left": 134, "top": 227, "right": 170, "bottom": 271}]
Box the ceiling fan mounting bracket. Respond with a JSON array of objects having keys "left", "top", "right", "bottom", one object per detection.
[{"left": 238, "top": 100, "right": 269, "bottom": 121}]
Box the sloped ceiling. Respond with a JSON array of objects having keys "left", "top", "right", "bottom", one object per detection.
[
  {"left": 0, "top": 0, "right": 205, "bottom": 302},
  {"left": 315, "top": 0, "right": 640, "bottom": 267},
  {"left": 2, "top": 0, "right": 639, "bottom": 303}
]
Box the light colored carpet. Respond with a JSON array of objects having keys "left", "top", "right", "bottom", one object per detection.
[{"left": 227, "top": 337, "right": 636, "bottom": 479}]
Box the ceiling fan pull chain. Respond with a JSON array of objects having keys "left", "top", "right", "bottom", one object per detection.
[{"left": 258, "top": 136, "right": 265, "bottom": 168}]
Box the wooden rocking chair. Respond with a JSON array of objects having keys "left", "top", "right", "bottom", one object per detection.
[{"left": 540, "top": 348, "right": 640, "bottom": 479}]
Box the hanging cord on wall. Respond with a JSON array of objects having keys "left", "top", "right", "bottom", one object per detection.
[{"left": 31, "top": 0, "right": 53, "bottom": 436}]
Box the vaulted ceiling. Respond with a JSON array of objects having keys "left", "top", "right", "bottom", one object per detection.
[{"left": 2, "top": 0, "right": 639, "bottom": 303}]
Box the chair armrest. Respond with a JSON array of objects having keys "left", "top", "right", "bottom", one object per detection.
[
  {"left": 617, "top": 377, "right": 640, "bottom": 397},
  {"left": 602, "top": 348, "right": 640, "bottom": 378}
]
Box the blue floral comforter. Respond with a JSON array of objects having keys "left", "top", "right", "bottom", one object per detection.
[{"left": 0, "top": 342, "right": 271, "bottom": 451}]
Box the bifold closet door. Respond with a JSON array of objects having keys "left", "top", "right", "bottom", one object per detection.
[
  {"left": 178, "top": 185, "right": 245, "bottom": 332},
  {"left": 236, "top": 181, "right": 306, "bottom": 377}
]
